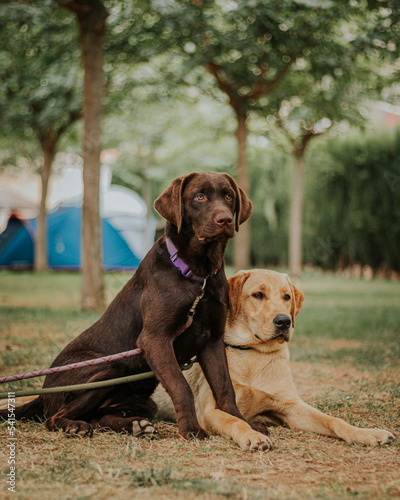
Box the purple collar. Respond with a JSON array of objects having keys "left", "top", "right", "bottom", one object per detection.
[{"left": 166, "top": 237, "right": 218, "bottom": 283}]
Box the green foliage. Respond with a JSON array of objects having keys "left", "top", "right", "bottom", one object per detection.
[
  {"left": 0, "top": 1, "right": 82, "bottom": 155},
  {"left": 150, "top": 0, "right": 355, "bottom": 115},
  {"left": 249, "top": 146, "right": 292, "bottom": 267},
  {"left": 1, "top": 0, "right": 399, "bottom": 275},
  {"left": 148, "top": 0, "right": 399, "bottom": 118},
  {"left": 101, "top": 86, "right": 237, "bottom": 213},
  {"left": 304, "top": 127, "right": 400, "bottom": 271},
  {"left": 246, "top": 127, "right": 400, "bottom": 271}
]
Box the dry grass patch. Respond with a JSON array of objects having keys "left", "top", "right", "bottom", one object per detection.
[
  {"left": 1, "top": 272, "right": 399, "bottom": 499},
  {"left": 1, "top": 362, "right": 399, "bottom": 500}
]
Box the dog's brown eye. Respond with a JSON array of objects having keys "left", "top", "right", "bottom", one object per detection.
[
  {"left": 195, "top": 193, "right": 206, "bottom": 201},
  {"left": 284, "top": 294, "right": 291, "bottom": 301},
  {"left": 252, "top": 292, "right": 264, "bottom": 300},
  {"left": 225, "top": 193, "right": 233, "bottom": 201}
]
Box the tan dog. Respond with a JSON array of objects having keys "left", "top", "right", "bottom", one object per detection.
[{"left": 153, "top": 269, "right": 395, "bottom": 449}]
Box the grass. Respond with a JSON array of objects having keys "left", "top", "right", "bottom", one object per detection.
[
  {"left": 0, "top": 270, "right": 399, "bottom": 499},
  {"left": 292, "top": 273, "right": 400, "bottom": 367}
]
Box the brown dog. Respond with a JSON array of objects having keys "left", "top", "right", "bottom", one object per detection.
[
  {"left": 153, "top": 269, "right": 395, "bottom": 448},
  {"left": 2, "top": 172, "right": 257, "bottom": 441}
]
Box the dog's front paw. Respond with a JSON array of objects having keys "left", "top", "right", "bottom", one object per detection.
[
  {"left": 239, "top": 431, "right": 272, "bottom": 451},
  {"left": 65, "top": 420, "right": 93, "bottom": 438},
  {"left": 131, "top": 418, "right": 157, "bottom": 438},
  {"left": 350, "top": 428, "right": 395, "bottom": 446}
]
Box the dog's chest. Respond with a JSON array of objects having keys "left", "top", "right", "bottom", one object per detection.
[{"left": 172, "top": 294, "right": 226, "bottom": 363}]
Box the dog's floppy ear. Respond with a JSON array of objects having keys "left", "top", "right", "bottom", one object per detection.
[
  {"left": 228, "top": 271, "right": 251, "bottom": 322},
  {"left": 290, "top": 283, "right": 305, "bottom": 328},
  {"left": 222, "top": 173, "right": 253, "bottom": 232},
  {"left": 154, "top": 173, "right": 197, "bottom": 233}
]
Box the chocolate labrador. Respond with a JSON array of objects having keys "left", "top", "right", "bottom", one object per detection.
[{"left": 4, "top": 172, "right": 253, "bottom": 440}]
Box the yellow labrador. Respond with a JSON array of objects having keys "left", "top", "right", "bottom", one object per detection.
[{"left": 153, "top": 269, "right": 395, "bottom": 449}]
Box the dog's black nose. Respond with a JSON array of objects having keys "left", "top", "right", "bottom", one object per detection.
[
  {"left": 273, "top": 315, "right": 291, "bottom": 330},
  {"left": 215, "top": 213, "right": 233, "bottom": 227}
]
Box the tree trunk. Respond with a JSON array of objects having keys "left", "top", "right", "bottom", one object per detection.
[
  {"left": 289, "top": 153, "right": 305, "bottom": 277},
  {"left": 35, "top": 137, "right": 56, "bottom": 272},
  {"left": 234, "top": 110, "right": 251, "bottom": 271},
  {"left": 77, "top": 2, "right": 107, "bottom": 311}
]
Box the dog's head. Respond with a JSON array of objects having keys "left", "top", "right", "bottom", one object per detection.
[
  {"left": 226, "top": 269, "right": 304, "bottom": 351},
  {"left": 154, "top": 172, "right": 252, "bottom": 243}
]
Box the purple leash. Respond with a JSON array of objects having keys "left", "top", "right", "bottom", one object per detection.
[{"left": 0, "top": 349, "right": 142, "bottom": 384}]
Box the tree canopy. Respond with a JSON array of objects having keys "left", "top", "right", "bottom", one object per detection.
[
  {"left": 0, "top": 1, "right": 82, "bottom": 153},
  {"left": 1, "top": 0, "right": 399, "bottom": 282}
]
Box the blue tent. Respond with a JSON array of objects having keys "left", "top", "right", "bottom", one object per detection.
[{"left": 0, "top": 207, "right": 141, "bottom": 270}]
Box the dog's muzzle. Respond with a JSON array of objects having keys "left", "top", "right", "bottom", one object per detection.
[{"left": 273, "top": 314, "right": 292, "bottom": 343}]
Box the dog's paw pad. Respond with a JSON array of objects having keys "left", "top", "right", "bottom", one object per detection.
[
  {"left": 65, "top": 421, "right": 93, "bottom": 438},
  {"left": 242, "top": 432, "right": 272, "bottom": 451},
  {"left": 257, "top": 437, "right": 273, "bottom": 451},
  {"left": 353, "top": 429, "right": 396, "bottom": 446},
  {"left": 131, "top": 419, "right": 157, "bottom": 438},
  {"left": 248, "top": 438, "right": 273, "bottom": 451},
  {"left": 373, "top": 430, "right": 395, "bottom": 445}
]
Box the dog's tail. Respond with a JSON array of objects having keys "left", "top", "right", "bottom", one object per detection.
[{"left": 0, "top": 396, "right": 44, "bottom": 422}]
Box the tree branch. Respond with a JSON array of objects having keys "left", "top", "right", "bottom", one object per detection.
[
  {"left": 275, "top": 115, "right": 332, "bottom": 157},
  {"left": 275, "top": 117, "right": 297, "bottom": 150},
  {"left": 54, "top": 0, "right": 89, "bottom": 14},
  {"left": 300, "top": 130, "right": 315, "bottom": 155},
  {"left": 56, "top": 110, "right": 82, "bottom": 139},
  {"left": 248, "top": 55, "right": 296, "bottom": 100},
  {"left": 204, "top": 62, "right": 240, "bottom": 110}
]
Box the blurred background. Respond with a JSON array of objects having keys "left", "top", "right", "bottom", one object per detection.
[{"left": 0, "top": 0, "right": 399, "bottom": 310}]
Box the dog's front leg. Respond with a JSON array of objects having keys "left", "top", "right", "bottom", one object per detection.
[
  {"left": 197, "top": 338, "right": 244, "bottom": 421},
  {"left": 137, "top": 332, "right": 207, "bottom": 440},
  {"left": 281, "top": 399, "right": 395, "bottom": 445}
]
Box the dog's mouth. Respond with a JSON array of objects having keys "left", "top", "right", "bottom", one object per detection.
[
  {"left": 197, "top": 227, "right": 234, "bottom": 243},
  {"left": 274, "top": 334, "right": 289, "bottom": 344},
  {"left": 254, "top": 331, "right": 291, "bottom": 344},
  {"left": 272, "top": 331, "right": 291, "bottom": 343}
]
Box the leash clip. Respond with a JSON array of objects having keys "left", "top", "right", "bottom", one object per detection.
[
  {"left": 188, "top": 278, "right": 207, "bottom": 317},
  {"left": 179, "top": 356, "right": 198, "bottom": 371}
]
